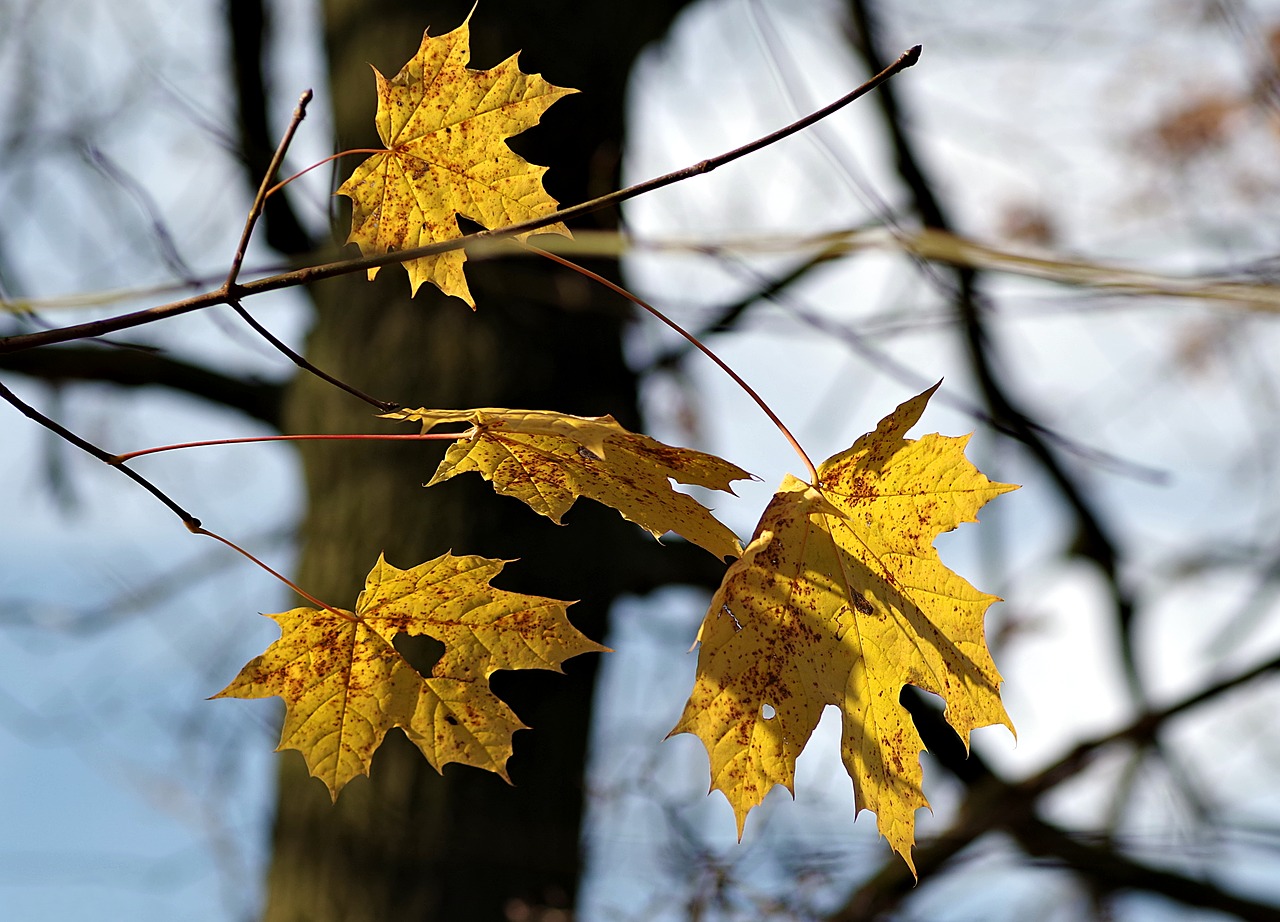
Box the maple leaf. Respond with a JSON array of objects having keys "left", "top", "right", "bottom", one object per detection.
[
  {"left": 670, "top": 384, "right": 1017, "bottom": 871},
  {"left": 215, "top": 553, "right": 602, "bottom": 798},
  {"left": 385, "top": 407, "right": 752, "bottom": 560},
  {"left": 336, "top": 12, "right": 575, "bottom": 305}
]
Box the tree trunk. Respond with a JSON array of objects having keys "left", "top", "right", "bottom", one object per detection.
[{"left": 261, "top": 2, "right": 694, "bottom": 919}]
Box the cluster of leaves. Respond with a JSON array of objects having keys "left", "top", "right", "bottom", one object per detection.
[
  {"left": 0, "top": 10, "right": 995, "bottom": 871},
  {"left": 212, "top": 15, "right": 1017, "bottom": 869}
]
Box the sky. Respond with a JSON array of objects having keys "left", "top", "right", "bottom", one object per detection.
[{"left": 3, "top": 0, "right": 1280, "bottom": 920}]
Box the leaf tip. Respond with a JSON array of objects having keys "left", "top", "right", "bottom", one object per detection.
[
  {"left": 900, "top": 848, "right": 919, "bottom": 880},
  {"left": 732, "top": 799, "right": 752, "bottom": 843}
]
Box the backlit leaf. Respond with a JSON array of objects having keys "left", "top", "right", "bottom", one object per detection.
[
  {"left": 385, "top": 407, "right": 752, "bottom": 560},
  {"left": 337, "top": 12, "right": 575, "bottom": 305},
  {"left": 215, "top": 553, "right": 601, "bottom": 798},
  {"left": 670, "top": 384, "right": 1017, "bottom": 871}
]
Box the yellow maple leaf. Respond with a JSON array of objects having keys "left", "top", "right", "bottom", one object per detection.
[
  {"left": 215, "top": 552, "right": 602, "bottom": 798},
  {"left": 385, "top": 407, "right": 752, "bottom": 560},
  {"left": 670, "top": 384, "right": 1017, "bottom": 871},
  {"left": 336, "top": 13, "right": 575, "bottom": 305}
]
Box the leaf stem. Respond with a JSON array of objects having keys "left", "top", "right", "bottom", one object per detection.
[
  {"left": 114, "top": 431, "right": 462, "bottom": 463},
  {"left": 528, "top": 245, "right": 819, "bottom": 483},
  {"left": 192, "top": 526, "right": 353, "bottom": 621},
  {"left": 0, "top": 46, "right": 920, "bottom": 356},
  {"left": 264, "top": 148, "right": 387, "bottom": 200}
]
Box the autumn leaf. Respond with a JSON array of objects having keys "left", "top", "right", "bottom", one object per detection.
[
  {"left": 670, "top": 384, "right": 1017, "bottom": 871},
  {"left": 384, "top": 407, "right": 752, "bottom": 560},
  {"left": 337, "top": 12, "right": 575, "bottom": 305},
  {"left": 215, "top": 553, "right": 601, "bottom": 798}
]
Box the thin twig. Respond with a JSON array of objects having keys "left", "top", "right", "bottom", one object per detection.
[
  {"left": 0, "top": 376, "right": 201, "bottom": 528},
  {"left": 226, "top": 299, "right": 397, "bottom": 411},
  {"left": 831, "top": 675, "right": 1280, "bottom": 921},
  {"left": 224, "top": 91, "right": 397, "bottom": 412},
  {"left": 225, "top": 89, "right": 313, "bottom": 287},
  {"left": 0, "top": 46, "right": 921, "bottom": 356},
  {"left": 528, "top": 244, "right": 819, "bottom": 482}
]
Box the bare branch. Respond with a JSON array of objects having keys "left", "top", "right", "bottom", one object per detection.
[
  {"left": 829, "top": 668, "right": 1280, "bottom": 921},
  {"left": 0, "top": 346, "right": 282, "bottom": 425},
  {"left": 226, "top": 89, "right": 313, "bottom": 286},
  {"left": 0, "top": 377, "right": 201, "bottom": 528},
  {"left": 0, "top": 47, "right": 921, "bottom": 356},
  {"left": 224, "top": 299, "right": 395, "bottom": 412},
  {"left": 845, "top": 0, "right": 1141, "bottom": 697}
]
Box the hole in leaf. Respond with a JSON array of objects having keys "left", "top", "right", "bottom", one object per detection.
[
  {"left": 393, "top": 634, "right": 445, "bottom": 674},
  {"left": 444, "top": 715, "right": 459, "bottom": 726},
  {"left": 761, "top": 703, "right": 776, "bottom": 720}
]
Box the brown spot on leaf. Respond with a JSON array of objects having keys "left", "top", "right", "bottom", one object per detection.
[{"left": 847, "top": 476, "right": 878, "bottom": 503}]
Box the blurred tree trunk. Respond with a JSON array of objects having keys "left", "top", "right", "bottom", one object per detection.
[{"left": 260, "top": 1, "right": 694, "bottom": 920}]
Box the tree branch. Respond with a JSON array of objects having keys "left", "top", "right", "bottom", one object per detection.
[
  {"left": 844, "top": 0, "right": 1141, "bottom": 696},
  {"left": 1011, "top": 815, "right": 1280, "bottom": 922},
  {"left": 0, "top": 346, "right": 282, "bottom": 425},
  {"left": 828, "top": 662, "right": 1280, "bottom": 921}
]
